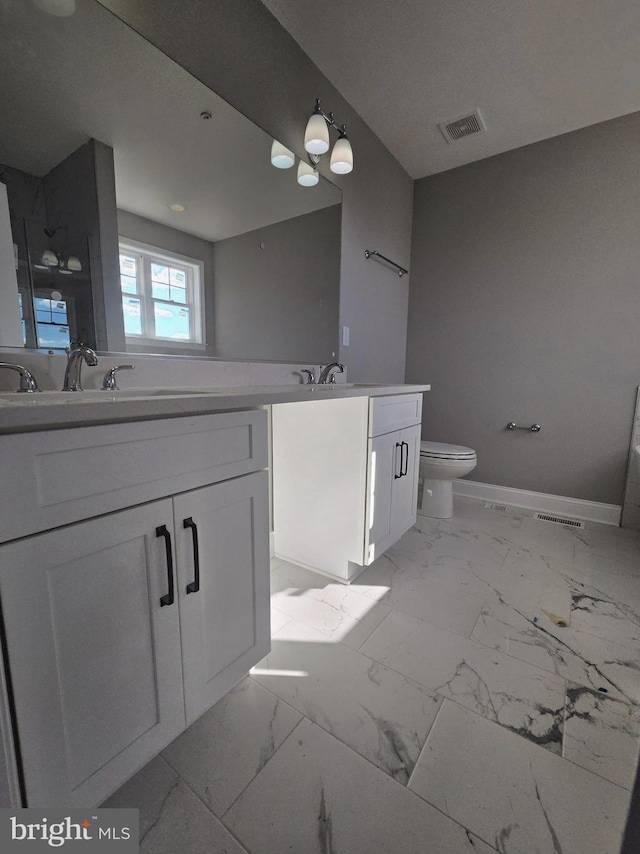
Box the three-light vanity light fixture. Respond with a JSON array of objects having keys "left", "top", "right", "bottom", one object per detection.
[{"left": 270, "top": 99, "right": 354, "bottom": 187}]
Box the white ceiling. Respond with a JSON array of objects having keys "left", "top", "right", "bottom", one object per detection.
[
  {"left": 260, "top": 0, "right": 640, "bottom": 179},
  {"left": 0, "top": 0, "right": 340, "bottom": 242}
]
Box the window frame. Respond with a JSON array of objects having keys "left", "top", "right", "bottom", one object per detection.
[{"left": 118, "top": 238, "right": 206, "bottom": 349}]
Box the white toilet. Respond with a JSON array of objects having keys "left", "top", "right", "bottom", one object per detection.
[{"left": 419, "top": 441, "right": 477, "bottom": 518}]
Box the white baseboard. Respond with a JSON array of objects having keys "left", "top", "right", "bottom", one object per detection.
[{"left": 453, "top": 479, "right": 622, "bottom": 527}]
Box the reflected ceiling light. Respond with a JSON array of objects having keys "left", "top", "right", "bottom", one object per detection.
[
  {"left": 41, "top": 249, "right": 59, "bottom": 267},
  {"left": 168, "top": 203, "right": 186, "bottom": 212},
  {"left": 303, "top": 99, "right": 354, "bottom": 177},
  {"left": 270, "top": 139, "right": 295, "bottom": 169},
  {"left": 32, "top": 0, "right": 76, "bottom": 16},
  {"left": 297, "top": 160, "right": 319, "bottom": 187}
]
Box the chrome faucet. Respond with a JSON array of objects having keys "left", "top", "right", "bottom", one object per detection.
[
  {"left": 318, "top": 362, "right": 345, "bottom": 384},
  {"left": 102, "top": 364, "right": 135, "bottom": 391},
  {"left": 62, "top": 343, "right": 98, "bottom": 391},
  {"left": 0, "top": 362, "right": 39, "bottom": 392}
]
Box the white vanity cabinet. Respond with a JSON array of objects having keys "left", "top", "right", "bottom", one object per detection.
[
  {"left": 272, "top": 393, "right": 422, "bottom": 582},
  {"left": 0, "top": 410, "right": 270, "bottom": 808}
]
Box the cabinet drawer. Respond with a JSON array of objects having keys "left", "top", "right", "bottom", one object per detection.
[
  {"left": 0, "top": 409, "right": 268, "bottom": 542},
  {"left": 368, "top": 394, "right": 423, "bottom": 437}
]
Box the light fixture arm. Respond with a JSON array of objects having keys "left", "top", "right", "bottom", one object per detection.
[{"left": 312, "top": 99, "right": 348, "bottom": 138}]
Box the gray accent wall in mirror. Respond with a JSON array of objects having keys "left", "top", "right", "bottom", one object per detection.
[{"left": 0, "top": 0, "right": 341, "bottom": 363}]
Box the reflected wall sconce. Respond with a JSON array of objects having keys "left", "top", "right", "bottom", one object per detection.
[
  {"left": 35, "top": 250, "right": 82, "bottom": 273},
  {"left": 34, "top": 227, "right": 82, "bottom": 274},
  {"left": 270, "top": 98, "right": 353, "bottom": 188},
  {"left": 297, "top": 160, "right": 319, "bottom": 187},
  {"left": 270, "top": 140, "right": 295, "bottom": 169}
]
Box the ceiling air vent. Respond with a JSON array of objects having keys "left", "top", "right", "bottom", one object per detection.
[{"left": 438, "top": 109, "right": 485, "bottom": 143}]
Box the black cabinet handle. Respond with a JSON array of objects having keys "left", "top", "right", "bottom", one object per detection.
[
  {"left": 183, "top": 517, "right": 200, "bottom": 594},
  {"left": 394, "top": 442, "right": 402, "bottom": 479},
  {"left": 156, "top": 525, "right": 175, "bottom": 607},
  {"left": 401, "top": 441, "right": 409, "bottom": 477}
]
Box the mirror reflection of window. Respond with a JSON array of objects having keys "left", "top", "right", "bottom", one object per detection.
[
  {"left": 119, "top": 240, "right": 205, "bottom": 347},
  {"left": 33, "top": 297, "right": 70, "bottom": 349}
]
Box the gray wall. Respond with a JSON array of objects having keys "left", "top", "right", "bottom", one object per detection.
[
  {"left": 406, "top": 112, "right": 640, "bottom": 506},
  {"left": 43, "top": 139, "right": 124, "bottom": 351},
  {"left": 213, "top": 205, "right": 340, "bottom": 362},
  {"left": 98, "top": 0, "right": 413, "bottom": 383},
  {"left": 117, "top": 209, "right": 216, "bottom": 357}
]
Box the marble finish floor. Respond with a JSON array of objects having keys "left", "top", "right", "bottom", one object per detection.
[{"left": 105, "top": 498, "right": 640, "bottom": 853}]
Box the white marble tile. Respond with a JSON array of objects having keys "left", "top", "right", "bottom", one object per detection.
[
  {"left": 103, "top": 756, "right": 249, "bottom": 853},
  {"left": 563, "top": 682, "right": 640, "bottom": 789},
  {"left": 568, "top": 588, "right": 640, "bottom": 651},
  {"left": 270, "top": 560, "right": 391, "bottom": 649},
  {"left": 501, "top": 546, "right": 577, "bottom": 588},
  {"left": 512, "top": 516, "right": 579, "bottom": 562},
  {"left": 140, "top": 780, "right": 248, "bottom": 854},
  {"left": 224, "top": 717, "right": 497, "bottom": 854},
  {"left": 572, "top": 538, "right": 640, "bottom": 577},
  {"left": 361, "top": 610, "right": 566, "bottom": 753},
  {"left": 269, "top": 605, "right": 291, "bottom": 635},
  {"left": 251, "top": 618, "right": 442, "bottom": 783},
  {"left": 472, "top": 600, "right": 640, "bottom": 703},
  {"left": 102, "top": 755, "right": 179, "bottom": 837},
  {"left": 373, "top": 574, "right": 486, "bottom": 638},
  {"left": 412, "top": 516, "right": 510, "bottom": 567},
  {"left": 161, "top": 677, "right": 302, "bottom": 816},
  {"left": 409, "top": 700, "right": 631, "bottom": 854},
  {"left": 352, "top": 549, "right": 427, "bottom": 599}
]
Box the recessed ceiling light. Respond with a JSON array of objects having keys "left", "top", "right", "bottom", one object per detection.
[{"left": 168, "top": 203, "right": 187, "bottom": 212}]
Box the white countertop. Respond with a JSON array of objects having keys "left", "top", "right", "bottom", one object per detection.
[{"left": 0, "top": 383, "right": 430, "bottom": 434}]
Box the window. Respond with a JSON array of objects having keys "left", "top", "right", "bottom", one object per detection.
[{"left": 118, "top": 239, "right": 205, "bottom": 347}]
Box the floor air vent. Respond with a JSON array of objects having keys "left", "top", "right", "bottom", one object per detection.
[
  {"left": 484, "top": 503, "right": 507, "bottom": 512},
  {"left": 534, "top": 513, "right": 584, "bottom": 529}
]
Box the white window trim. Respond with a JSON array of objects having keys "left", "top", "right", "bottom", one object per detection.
[{"left": 119, "top": 237, "right": 206, "bottom": 348}]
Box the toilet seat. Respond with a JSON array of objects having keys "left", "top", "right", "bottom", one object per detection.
[{"left": 420, "top": 441, "right": 476, "bottom": 461}]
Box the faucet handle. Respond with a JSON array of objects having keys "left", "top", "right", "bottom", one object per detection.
[
  {"left": 0, "top": 363, "right": 39, "bottom": 393},
  {"left": 300, "top": 369, "right": 316, "bottom": 385},
  {"left": 102, "top": 365, "right": 135, "bottom": 391}
]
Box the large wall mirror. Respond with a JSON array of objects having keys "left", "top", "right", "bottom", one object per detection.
[{"left": 0, "top": 0, "right": 341, "bottom": 363}]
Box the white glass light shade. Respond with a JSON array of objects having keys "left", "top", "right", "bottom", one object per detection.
[
  {"left": 330, "top": 136, "right": 353, "bottom": 174},
  {"left": 270, "top": 140, "right": 295, "bottom": 169},
  {"left": 297, "top": 161, "right": 319, "bottom": 187},
  {"left": 41, "top": 249, "right": 59, "bottom": 267},
  {"left": 304, "top": 113, "right": 330, "bottom": 155},
  {"left": 32, "top": 0, "right": 76, "bottom": 16},
  {"left": 67, "top": 255, "right": 82, "bottom": 271}
]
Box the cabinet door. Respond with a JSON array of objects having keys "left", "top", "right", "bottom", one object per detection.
[
  {"left": 366, "top": 424, "right": 421, "bottom": 565},
  {"left": 391, "top": 424, "right": 421, "bottom": 537},
  {"left": 366, "top": 431, "right": 400, "bottom": 564},
  {"left": 0, "top": 501, "right": 185, "bottom": 808},
  {"left": 174, "top": 470, "right": 270, "bottom": 725}
]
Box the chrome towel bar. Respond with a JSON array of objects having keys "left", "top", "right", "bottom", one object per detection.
[
  {"left": 507, "top": 422, "right": 541, "bottom": 432},
  {"left": 364, "top": 250, "right": 408, "bottom": 278}
]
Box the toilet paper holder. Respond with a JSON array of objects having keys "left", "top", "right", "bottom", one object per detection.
[{"left": 507, "top": 422, "right": 541, "bottom": 432}]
